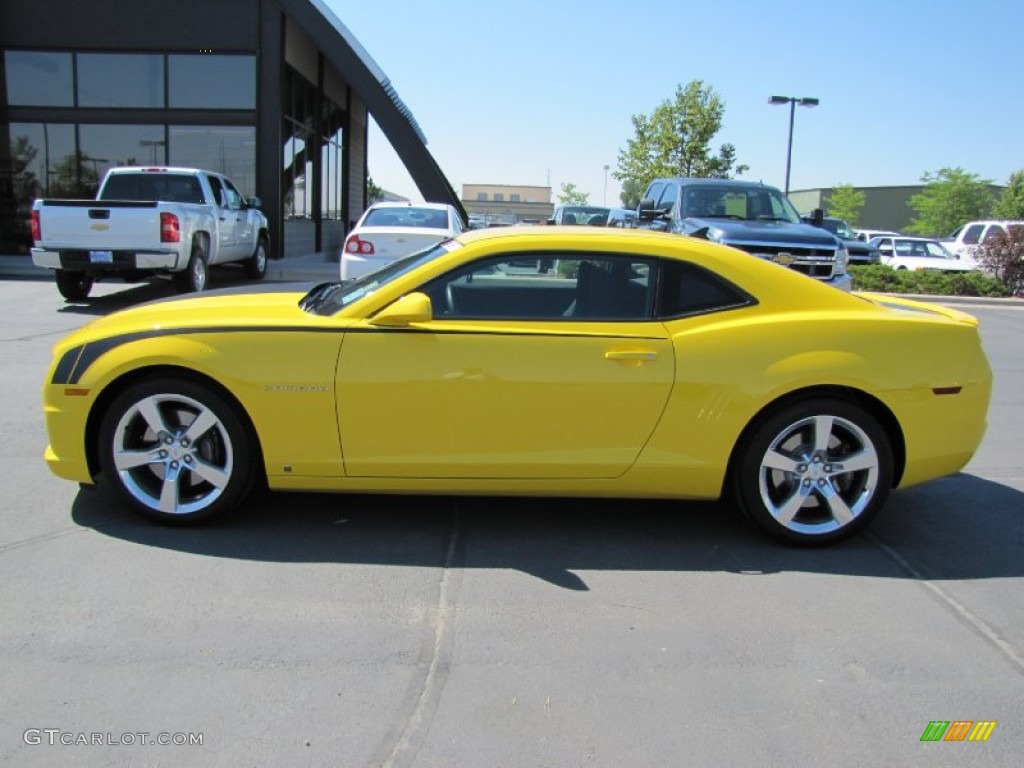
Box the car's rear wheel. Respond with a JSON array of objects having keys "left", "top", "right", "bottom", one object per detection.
[
  {"left": 175, "top": 240, "right": 208, "bottom": 293},
  {"left": 244, "top": 236, "right": 268, "bottom": 280},
  {"left": 55, "top": 269, "right": 94, "bottom": 301},
  {"left": 98, "top": 378, "right": 256, "bottom": 524},
  {"left": 733, "top": 398, "right": 893, "bottom": 546}
]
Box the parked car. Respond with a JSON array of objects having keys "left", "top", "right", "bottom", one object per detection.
[
  {"left": 31, "top": 167, "right": 269, "bottom": 299},
  {"left": 870, "top": 236, "right": 978, "bottom": 272},
  {"left": 40, "top": 227, "right": 991, "bottom": 547},
  {"left": 854, "top": 228, "right": 901, "bottom": 243},
  {"left": 941, "top": 220, "right": 1024, "bottom": 259},
  {"left": 808, "top": 215, "right": 879, "bottom": 265},
  {"left": 636, "top": 178, "right": 851, "bottom": 289},
  {"left": 341, "top": 201, "right": 464, "bottom": 280},
  {"left": 606, "top": 208, "right": 638, "bottom": 228},
  {"left": 548, "top": 205, "right": 611, "bottom": 225}
]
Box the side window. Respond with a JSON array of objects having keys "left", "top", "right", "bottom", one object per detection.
[
  {"left": 982, "top": 225, "right": 1006, "bottom": 243},
  {"left": 206, "top": 176, "right": 225, "bottom": 207},
  {"left": 657, "top": 184, "right": 679, "bottom": 214},
  {"left": 962, "top": 224, "right": 985, "bottom": 245},
  {"left": 420, "top": 254, "right": 654, "bottom": 321},
  {"left": 657, "top": 260, "right": 753, "bottom": 318},
  {"left": 221, "top": 178, "right": 243, "bottom": 210},
  {"left": 643, "top": 182, "right": 665, "bottom": 206}
]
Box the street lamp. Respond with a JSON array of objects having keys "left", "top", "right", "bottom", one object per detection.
[
  {"left": 768, "top": 95, "right": 819, "bottom": 195},
  {"left": 603, "top": 164, "right": 609, "bottom": 206}
]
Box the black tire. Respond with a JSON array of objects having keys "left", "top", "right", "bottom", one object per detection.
[
  {"left": 244, "top": 236, "right": 268, "bottom": 280},
  {"left": 175, "top": 240, "right": 208, "bottom": 293},
  {"left": 97, "top": 377, "right": 257, "bottom": 525},
  {"left": 55, "top": 269, "right": 94, "bottom": 301},
  {"left": 733, "top": 397, "right": 893, "bottom": 546}
]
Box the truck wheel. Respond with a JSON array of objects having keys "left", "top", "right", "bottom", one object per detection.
[
  {"left": 55, "top": 270, "right": 94, "bottom": 301},
  {"left": 176, "top": 241, "right": 208, "bottom": 293},
  {"left": 244, "top": 237, "right": 268, "bottom": 280}
]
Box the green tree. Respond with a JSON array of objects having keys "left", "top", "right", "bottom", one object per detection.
[
  {"left": 992, "top": 170, "right": 1024, "bottom": 219},
  {"left": 366, "top": 174, "right": 384, "bottom": 205},
  {"left": 557, "top": 182, "right": 589, "bottom": 205},
  {"left": 619, "top": 177, "right": 645, "bottom": 209},
  {"left": 906, "top": 167, "right": 994, "bottom": 237},
  {"left": 614, "top": 80, "right": 745, "bottom": 198},
  {"left": 825, "top": 183, "right": 865, "bottom": 225}
]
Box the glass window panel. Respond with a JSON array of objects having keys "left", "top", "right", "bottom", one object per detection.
[
  {"left": 168, "top": 55, "right": 255, "bottom": 109},
  {"left": 168, "top": 125, "right": 255, "bottom": 196},
  {"left": 77, "top": 53, "right": 164, "bottom": 108},
  {"left": 4, "top": 51, "right": 73, "bottom": 106},
  {"left": 79, "top": 124, "right": 166, "bottom": 191}
]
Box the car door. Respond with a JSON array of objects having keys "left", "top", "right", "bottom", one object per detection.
[
  {"left": 222, "top": 176, "right": 257, "bottom": 258},
  {"left": 336, "top": 253, "right": 674, "bottom": 479},
  {"left": 204, "top": 175, "right": 237, "bottom": 262}
]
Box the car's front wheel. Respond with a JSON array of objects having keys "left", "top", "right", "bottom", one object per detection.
[
  {"left": 244, "top": 236, "right": 268, "bottom": 280},
  {"left": 733, "top": 398, "right": 893, "bottom": 546},
  {"left": 98, "top": 378, "right": 257, "bottom": 524}
]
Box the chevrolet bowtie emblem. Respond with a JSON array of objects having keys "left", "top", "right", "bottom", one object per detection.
[
  {"left": 772, "top": 252, "right": 795, "bottom": 266},
  {"left": 90, "top": 223, "right": 110, "bottom": 232}
]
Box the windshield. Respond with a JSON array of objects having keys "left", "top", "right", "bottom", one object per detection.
[
  {"left": 560, "top": 206, "right": 611, "bottom": 225},
  {"left": 822, "top": 218, "right": 856, "bottom": 239},
  {"left": 680, "top": 185, "right": 801, "bottom": 223},
  {"left": 302, "top": 240, "right": 461, "bottom": 316}
]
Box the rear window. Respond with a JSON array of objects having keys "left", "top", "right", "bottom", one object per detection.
[
  {"left": 364, "top": 207, "right": 449, "bottom": 229},
  {"left": 99, "top": 173, "right": 205, "bottom": 204}
]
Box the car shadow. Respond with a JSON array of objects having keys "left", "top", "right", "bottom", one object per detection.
[
  {"left": 55, "top": 266, "right": 259, "bottom": 316},
  {"left": 70, "top": 472, "right": 1024, "bottom": 590}
]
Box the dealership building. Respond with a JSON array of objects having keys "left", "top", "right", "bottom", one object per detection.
[{"left": 0, "top": 0, "right": 463, "bottom": 258}]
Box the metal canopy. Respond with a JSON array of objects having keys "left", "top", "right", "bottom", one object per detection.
[{"left": 280, "top": 0, "right": 467, "bottom": 224}]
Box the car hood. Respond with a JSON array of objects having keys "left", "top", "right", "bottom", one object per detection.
[
  {"left": 686, "top": 218, "right": 840, "bottom": 247},
  {"left": 60, "top": 282, "right": 333, "bottom": 347}
]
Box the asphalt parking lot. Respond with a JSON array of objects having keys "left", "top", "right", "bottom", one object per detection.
[{"left": 1, "top": 270, "right": 1022, "bottom": 768}]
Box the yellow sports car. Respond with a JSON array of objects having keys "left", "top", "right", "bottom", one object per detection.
[{"left": 41, "top": 227, "right": 992, "bottom": 545}]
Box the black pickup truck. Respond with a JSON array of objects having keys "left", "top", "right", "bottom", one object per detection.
[{"left": 635, "top": 177, "right": 852, "bottom": 290}]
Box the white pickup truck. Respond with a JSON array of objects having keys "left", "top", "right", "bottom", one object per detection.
[
  {"left": 942, "top": 219, "right": 1024, "bottom": 260},
  {"left": 31, "top": 167, "right": 269, "bottom": 300}
]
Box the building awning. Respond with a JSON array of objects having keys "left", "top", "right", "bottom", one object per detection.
[{"left": 281, "top": 0, "right": 467, "bottom": 223}]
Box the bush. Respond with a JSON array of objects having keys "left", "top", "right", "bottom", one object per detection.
[
  {"left": 848, "top": 264, "right": 1011, "bottom": 297},
  {"left": 974, "top": 229, "right": 1024, "bottom": 296}
]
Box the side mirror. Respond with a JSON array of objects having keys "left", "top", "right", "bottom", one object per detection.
[
  {"left": 809, "top": 208, "right": 824, "bottom": 227},
  {"left": 246, "top": 196, "right": 262, "bottom": 209},
  {"left": 369, "top": 292, "right": 432, "bottom": 327},
  {"left": 878, "top": 245, "right": 893, "bottom": 256},
  {"left": 637, "top": 197, "right": 661, "bottom": 221},
  {"left": 546, "top": 218, "right": 555, "bottom": 225}
]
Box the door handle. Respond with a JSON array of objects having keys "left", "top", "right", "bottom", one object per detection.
[{"left": 605, "top": 349, "right": 658, "bottom": 361}]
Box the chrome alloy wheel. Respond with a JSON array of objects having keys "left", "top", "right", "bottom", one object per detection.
[
  {"left": 757, "top": 414, "right": 881, "bottom": 536},
  {"left": 111, "top": 392, "right": 234, "bottom": 516}
]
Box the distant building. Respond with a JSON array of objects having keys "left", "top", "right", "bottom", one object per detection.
[
  {"left": 790, "top": 185, "right": 1005, "bottom": 234},
  {"left": 463, "top": 184, "right": 553, "bottom": 225}
]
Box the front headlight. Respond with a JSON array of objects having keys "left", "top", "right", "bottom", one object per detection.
[{"left": 834, "top": 246, "right": 849, "bottom": 274}]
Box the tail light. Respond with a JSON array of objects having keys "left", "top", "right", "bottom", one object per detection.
[
  {"left": 160, "top": 212, "right": 180, "bottom": 243},
  {"left": 344, "top": 235, "right": 374, "bottom": 255},
  {"left": 31, "top": 210, "right": 41, "bottom": 242}
]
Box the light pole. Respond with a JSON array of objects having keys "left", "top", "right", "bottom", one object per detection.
[
  {"left": 603, "top": 164, "right": 609, "bottom": 206},
  {"left": 768, "top": 95, "right": 819, "bottom": 195}
]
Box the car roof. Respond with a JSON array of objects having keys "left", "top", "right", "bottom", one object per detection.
[
  {"left": 651, "top": 177, "right": 778, "bottom": 191},
  {"left": 367, "top": 201, "right": 453, "bottom": 211}
]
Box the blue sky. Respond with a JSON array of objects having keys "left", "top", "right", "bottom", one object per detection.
[{"left": 326, "top": 0, "right": 1024, "bottom": 206}]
